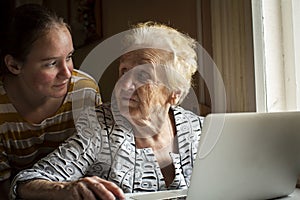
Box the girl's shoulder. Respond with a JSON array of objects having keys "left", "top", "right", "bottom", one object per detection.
[{"left": 70, "top": 69, "right": 100, "bottom": 91}]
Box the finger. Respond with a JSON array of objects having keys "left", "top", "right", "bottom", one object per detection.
[
  {"left": 60, "top": 181, "right": 85, "bottom": 200},
  {"left": 81, "top": 177, "right": 116, "bottom": 200},
  {"left": 70, "top": 186, "right": 82, "bottom": 200},
  {"left": 76, "top": 181, "right": 97, "bottom": 200},
  {"left": 98, "top": 179, "right": 125, "bottom": 200},
  {"left": 90, "top": 182, "right": 116, "bottom": 200}
]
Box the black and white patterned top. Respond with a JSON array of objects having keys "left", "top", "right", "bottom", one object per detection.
[{"left": 10, "top": 103, "right": 204, "bottom": 198}]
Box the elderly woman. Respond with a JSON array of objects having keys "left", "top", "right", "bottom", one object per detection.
[{"left": 10, "top": 22, "right": 204, "bottom": 200}]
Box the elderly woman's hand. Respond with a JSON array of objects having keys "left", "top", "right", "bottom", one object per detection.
[
  {"left": 63, "top": 176, "right": 125, "bottom": 200},
  {"left": 17, "top": 176, "right": 125, "bottom": 200}
]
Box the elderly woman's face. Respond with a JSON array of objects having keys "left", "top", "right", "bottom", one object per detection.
[{"left": 114, "top": 50, "right": 171, "bottom": 121}]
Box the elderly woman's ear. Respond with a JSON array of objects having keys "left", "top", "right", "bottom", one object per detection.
[{"left": 169, "top": 91, "right": 181, "bottom": 105}]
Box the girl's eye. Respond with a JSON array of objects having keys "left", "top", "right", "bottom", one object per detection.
[
  {"left": 66, "top": 54, "right": 73, "bottom": 61},
  {"left": 45, "top": 60, "right": 57, "bottom": 67}
]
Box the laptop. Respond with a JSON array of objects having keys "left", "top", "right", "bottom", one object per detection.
[{"left": 125, "top": 111, "right": 300, "bottom": 200}]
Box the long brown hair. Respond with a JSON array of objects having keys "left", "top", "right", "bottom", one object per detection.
[{"left": 0, "top": 4, "right": 70, "bottom": 76}]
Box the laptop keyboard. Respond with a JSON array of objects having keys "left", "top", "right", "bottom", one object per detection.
[{"left": 125, "top": 189, "right": 187, "bottom": 200}]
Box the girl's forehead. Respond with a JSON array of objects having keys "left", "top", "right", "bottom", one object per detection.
[{"left": 27, "top": 27, "right": 72, "bottom": 58}]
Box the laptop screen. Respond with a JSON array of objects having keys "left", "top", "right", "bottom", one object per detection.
[{"left": 188, "top": 111, "right": 300, "bottom": 200}]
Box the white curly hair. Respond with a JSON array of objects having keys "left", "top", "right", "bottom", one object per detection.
[{"left": 121, "top": 21, "right": 198, "bottom": 104}]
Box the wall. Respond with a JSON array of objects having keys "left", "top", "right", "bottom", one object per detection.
[
  {"left": 72, "top": 0, "right": 256, "bottom": 113},
  {"left": 209, "top": 0, "right": 256, "bottom": 112},
  {"left": 90, "top": 0, "right": 201, "bottom": 107}
]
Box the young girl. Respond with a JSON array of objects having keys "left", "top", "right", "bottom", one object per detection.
[{"left": 0, "top": 4, "right": 101, "bottom": 198}]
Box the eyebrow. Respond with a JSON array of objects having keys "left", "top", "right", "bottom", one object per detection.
[{"left": 40, "top": 49, "right": 75, "bottom": 61}]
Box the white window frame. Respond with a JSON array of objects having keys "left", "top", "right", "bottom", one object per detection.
[{"left": 252, "top": 0, "right": 300, "bottom": 112}]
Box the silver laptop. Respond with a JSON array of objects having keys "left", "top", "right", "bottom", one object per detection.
[{"left": 125, "top": 111, "right": 300, "bottom": 200}]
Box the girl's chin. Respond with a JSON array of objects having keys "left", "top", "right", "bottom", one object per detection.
[{"left": 50, "top": 91, "right": 67, "bottom": 98}]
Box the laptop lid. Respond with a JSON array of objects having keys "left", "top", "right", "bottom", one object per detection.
[{"left": 187, "top": 111, "right": 300, "bottom": 200}]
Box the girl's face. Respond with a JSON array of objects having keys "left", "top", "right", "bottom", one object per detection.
[{"left": 17, "top": 26, "right": 74, "bottom": 99}]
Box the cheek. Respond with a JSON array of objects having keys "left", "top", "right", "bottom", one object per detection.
[
  {"left": 136, "top": 85, "right": 153, "bottom": 104},
  {"left": 32, "top": 71, "right": 56, "bottom": 86},
  {"left": 137, "top": 85, "right": 169, "bottom": 106},
  {"left": 113, "top": 82, "right": 122, "bottom": 99}
]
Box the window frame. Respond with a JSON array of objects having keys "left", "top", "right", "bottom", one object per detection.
[{"left": 252, "top": 0, "right": 300, "bottom": 112}]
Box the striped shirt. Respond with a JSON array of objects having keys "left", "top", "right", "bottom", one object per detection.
[{"left": 0, "top": 69, "right": 101, "bottom": 181}]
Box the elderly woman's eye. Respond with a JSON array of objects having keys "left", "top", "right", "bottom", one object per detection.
[
  {"left": 120, "top": 68, "right": 128, "bottom": 76},
  {"left": 137, "top": 71, "right": 151, "bottom": 83}
]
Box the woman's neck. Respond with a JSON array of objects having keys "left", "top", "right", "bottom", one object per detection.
[
  {"left": 134, "top": 111, "right": 178, "bottom": 187},
  {"left": 134, "top": 111, "right": 176, "bottom": 151}
]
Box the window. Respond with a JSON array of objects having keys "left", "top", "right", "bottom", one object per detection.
[{"left": 252, "top": 0, "right": 300, "bottom": 112}]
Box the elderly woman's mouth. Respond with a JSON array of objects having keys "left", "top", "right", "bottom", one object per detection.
[{"left": 119, "top": 96, "right": 139, "bottom": 104}]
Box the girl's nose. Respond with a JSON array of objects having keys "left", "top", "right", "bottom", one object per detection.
[{"left": 58, "top": 60, "right": 73, "bottom": 79}]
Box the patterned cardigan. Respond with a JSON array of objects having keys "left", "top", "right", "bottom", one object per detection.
[{"left": 11, "top": 103, "right": 203, "bottom": 198}]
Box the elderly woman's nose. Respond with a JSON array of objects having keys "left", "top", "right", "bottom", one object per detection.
[{"left": 121, "top": 75, "right": 136, "bottom": 91}]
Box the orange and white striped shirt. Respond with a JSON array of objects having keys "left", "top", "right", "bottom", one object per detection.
[{"left": 0, "top": 69, "right": 101, "bottom": 181}]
